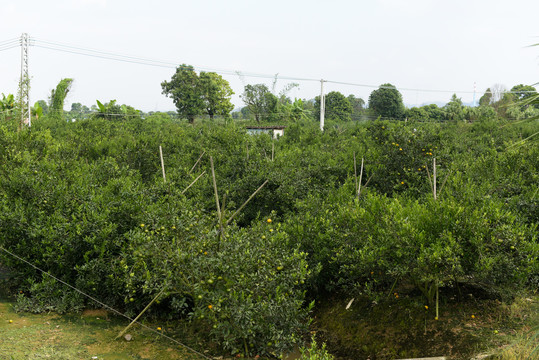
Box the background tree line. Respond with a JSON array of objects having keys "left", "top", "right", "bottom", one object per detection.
[{"left": 3, "top": 66, "right": 538, "bottom": 126}]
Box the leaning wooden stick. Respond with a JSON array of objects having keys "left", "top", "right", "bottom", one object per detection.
[
  {"left": 226, "top": 180, "right": 269, "bottom": 226},
  {"left": 353, "top": 152, "right": 358, "bottom": 194},
  {"left": 116, "top": 287, "right": 166, "bottom": 340},
  {"left": 210, "top": 156, "right": 224, "bottom": 237},
  {"left": 189, "top": 150, "right": 206, "bottom": 174},
  {"left": 437, "top": 169, "right": 452, "bottom": 199},
  {"left": 425, "top": 163, "right": 434, "bottom": 194},
  {"left": 358, "top": 157, "right": 364, "bottom": 199},
  {"left": 181, "top": 171, "right": 206, "bottom": 195},
  {"left": 159, "top": 145, "right": 166, "bottom": 183},
  {"left": 433, "top": 158, "right": 437, "bottom": 201}
]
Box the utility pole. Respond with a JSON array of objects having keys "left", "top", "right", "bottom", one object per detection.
[
  {"left": 320, "top": 79, "right": 325, "bottom": 131},
  {"left": 19, "top": 33, "right": 31, "bottom": 128}
]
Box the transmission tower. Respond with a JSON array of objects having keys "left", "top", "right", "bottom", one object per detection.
[{"left": 19, "top": 33, "right": 31, "bottom": 128}]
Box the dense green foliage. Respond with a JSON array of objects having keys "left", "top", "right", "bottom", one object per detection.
[
  {"left": 161, "top": 65, "right": 234, "bottom": 123},
  {"left": 0, "top": 113, "right": 537, "bottom": 357},
  {"left": 368, "top": 83, "right": 405, "bottom": 119},
  {"left": 241, "top": 84, "right": 279, "bottom": 122},
  {"left": 49, "top": 78, "right": 73, "bottom": 120},
  {"left": 314, "top": 91, "right": 353, "bottom": 122}
]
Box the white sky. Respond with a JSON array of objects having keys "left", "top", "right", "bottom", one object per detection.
[{"left": 1, "top": 0, "right": 538, "bottom": 112}]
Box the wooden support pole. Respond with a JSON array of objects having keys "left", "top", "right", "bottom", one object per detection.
[
  {"left": 159, "top": 145, "right": 166, "bottom": 183},
  {"left": 210, "top": 156, "right": 224, "bottom": 239},
  {"left": 226, "top": 180, "right": 269, "bottom": 226},
  {"left": 433, "top": 158, "right": 437, "bottom": 201},
  {"left": 358, "top": 157, "right": 364, "bottom": 199},
  {"left": 116, "top": 287, "right": 166, "bottom": 340},
  {"left": 181, "top": 171, "right": 206, "bottom": 195},
  {"left": 189, "top": 150, "right": 205, "bottom": 175},
  {"left": 353, "top": 152, "right": 358, "bottom": 195},
  {"left": 436, "top": 284, "right": 439, "bottom": 320}
]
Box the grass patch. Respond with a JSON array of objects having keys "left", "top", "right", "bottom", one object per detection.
[
  {"left": 312, "top": 292, "right": 539, "bottom": 360},
  {"left": 0, "top": 300, "right": 206, "bottom": 360}
]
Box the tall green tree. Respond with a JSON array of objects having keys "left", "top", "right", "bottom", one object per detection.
[
  {"left": 368, "top": 83, "right": 405, "bottom": 119},
  {"left": 161, "top": 64, "right": 204, "bottom": 123},
  {"left": 444, "top": 94, "right": 465, "bottom": 121},
  {"left": 510, "top": 84, "right": 539, "bottom": 110},
  {"left": 348, "top": 94, "right": 365, "bottom": 121},
  {"left": 314, "top": 91, "right": 353, "bottom": 122},
  {"left": 479, "top": 88, "right": 492, "bottom": 106},
  {"left": 241, "top": 84, "right": 278, "bottom": 122},
  {"left": 49, "top": 78, "right": 73, "bottom": 120},
  {"left": 199, "top": 72, "right": 235, "bottom": 120},
  {"left": 511, "top": 84, "right": 537, "bottom": 101}
]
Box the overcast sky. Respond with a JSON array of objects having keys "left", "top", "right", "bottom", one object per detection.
[{"left": 1, "top": 0, "right": 538, "bottom": 112}]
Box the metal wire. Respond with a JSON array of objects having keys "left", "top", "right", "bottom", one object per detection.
[{"left": 0, "top": 246, "right": 213, "bottom": 360}]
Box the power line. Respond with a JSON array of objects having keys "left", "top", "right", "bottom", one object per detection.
[
  {"left": 0, "top": 45, "right": 19, "bottom": 52},
  {"left": 31, "top": 37, "right": 318, "bottom": 81},
  {"left": 0, "top": 38, "right": 19, "bottom": 46},
  {"left": 1, "top": 35, "right": 538, "bottom": 100},
  {"left": 33, "top": 44, "right": 177, "bottom": 70},
  {"left": 0, "top": 245, "right": 213, "bottom": 360}
]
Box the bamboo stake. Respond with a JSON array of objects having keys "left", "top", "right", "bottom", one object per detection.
[
  {"left": 226, "top": 180, "right": 269, "bottom": 226},
  {"left": 353, "top": 152, "right": 358, "bottom": 195},
  {"left": 433, "top": 158, "right": 437, "bottom": 201},
  {"left": 210, "top": 156, "right": 224, "bottom": 240},
  {"left": 271, "top": 140, "right": 274, "bottom": 161},
  {"left": 159, "top": 145, "right": 166, "bottom": 183},
  {"left": 246, "top": 142, "right": 249, "bottom": 161},
  {"left": 425, "top": 164, "right": 434, "bottom": 195},
  {"left": 115, "top": 287, "right": 166, "bottom": 340},
  {"left": 436, "top": 284, "right": 439, "bottom": 320},
  {"left": 181, "top": 171, "right": 206, "bottom": 195},
  {"left": 358, "top": 157, "right": 364, "bottom": 199},
  {"left": 438, "top": 169, "right": 452, "bottom": 199},
  {"left": 363, "top": 173, "right": 374, "bottom": 189},
  {"left": 188, "top": 150, "right": 205, "bottom": 175}
]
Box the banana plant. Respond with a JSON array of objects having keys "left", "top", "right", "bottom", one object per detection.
[
  {"left": 32, "top": 102, "right": 43, "bottom": 119},
  {"left": 0, "top": 93, "right": 15, "bottom": 111}
]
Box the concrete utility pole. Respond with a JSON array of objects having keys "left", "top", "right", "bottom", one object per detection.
[
  {"left": 320, "top": 79, "right": 325, "bottom": 131},
  {"left": 19, "top": 33, "right": 31, "bottom": 128}
]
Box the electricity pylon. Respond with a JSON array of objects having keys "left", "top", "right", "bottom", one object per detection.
[{"left": 19, "top": 33, "right": 31, "bottom": 128}]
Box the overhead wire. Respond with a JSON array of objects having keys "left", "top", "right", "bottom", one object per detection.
[
  {"left": 0, "top": 39, "right": 20, "bottom": 52},
  {"left": 1, "top": 35, "right": 538, "bottom": 101},
  {"left": 31, "top": 37, "right": 318, "bottom": 81},
  {"left": 0, "top": 37, "right": 19, "bottom": 45},
  {"left": 0, "top": 45, "right": 19, "bottom": 52}
]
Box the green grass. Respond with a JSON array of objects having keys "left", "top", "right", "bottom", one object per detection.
[
  {"left": 311, "top": 292, "right": 539, "bottom": 360},
  {"left": 0, "top": 300, "right": 205, "bottom": 360}
]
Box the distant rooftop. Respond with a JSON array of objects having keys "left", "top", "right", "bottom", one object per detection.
[{"left": 245, "top": 125, "right": 286, "bottom": 129}]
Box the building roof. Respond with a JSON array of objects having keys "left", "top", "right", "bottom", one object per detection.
[{"left": 245, "top": 125, "right": 286, "bottom": 130}]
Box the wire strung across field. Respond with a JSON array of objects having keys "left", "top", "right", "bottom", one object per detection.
[{"left": 0, "top": 246, "right": 214, "bottom": 360}]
